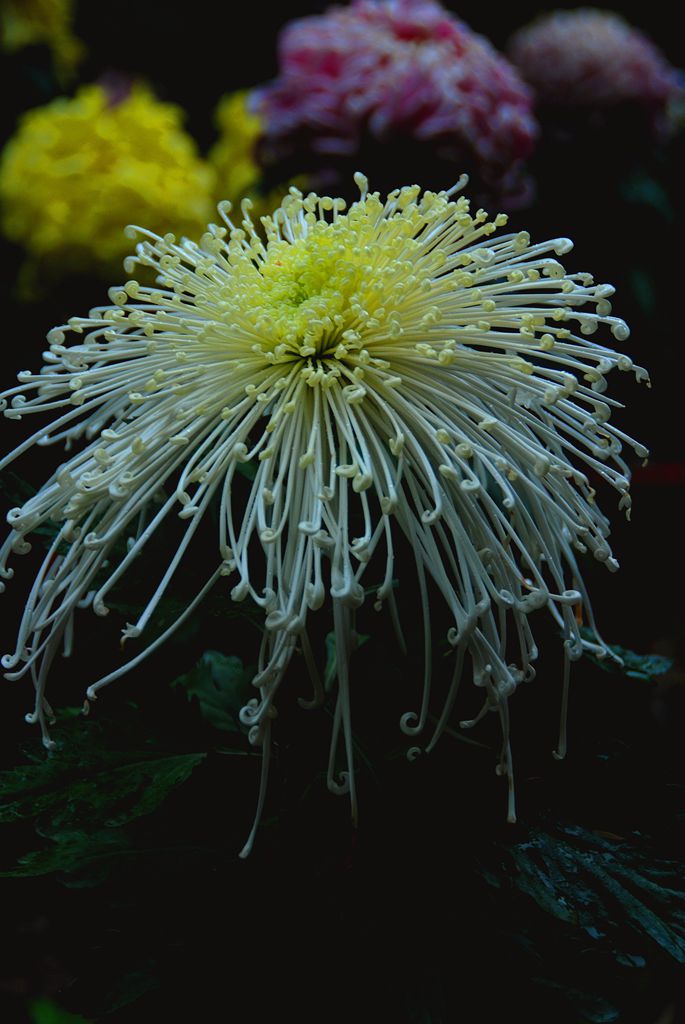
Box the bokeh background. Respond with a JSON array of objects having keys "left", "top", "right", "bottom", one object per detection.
[{"left": 0, "top": 2, "right": 682, "bottom": 1022}]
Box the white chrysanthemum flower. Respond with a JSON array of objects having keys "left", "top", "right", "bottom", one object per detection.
[{"left": 1, "top": 175, "right": 648, "bottom": 856}]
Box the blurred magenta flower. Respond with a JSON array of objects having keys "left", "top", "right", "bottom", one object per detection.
[
  {"left": 508, "top": 8, "right": 683, "bottom": 137},
  {"left": 253, "top": 0, "right": 537, "bottom": 203}
]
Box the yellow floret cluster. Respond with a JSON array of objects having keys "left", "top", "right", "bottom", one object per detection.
[{"left": 0, "top": 83, "right": 214, "bottom": 275}]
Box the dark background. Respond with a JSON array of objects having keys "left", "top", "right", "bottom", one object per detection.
[{"left": 0, "top": 2, "right": 683, "bottom": 1022}]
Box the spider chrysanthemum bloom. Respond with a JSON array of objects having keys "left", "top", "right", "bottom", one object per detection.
[
  {"left": 1, "top": 176, "right": 648, "bottom": 856},
  {"left": 508, "top": 9, "right": 683, "bottom": 137},
  {"left": 253, "top": 0, "right": 537, "bottom": 202},
  {"left": 0, "top": 83, "right": 214, "bottom": 278}
]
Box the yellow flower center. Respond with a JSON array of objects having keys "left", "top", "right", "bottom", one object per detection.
[{"left": 221, "top": 186, "right": 447, "bottom": 371}]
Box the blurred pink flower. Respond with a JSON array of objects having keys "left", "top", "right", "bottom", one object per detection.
[
  {"left": 508, "top": 8, "right": 683, "bottom": 135},
  {"left": 253, "top": 0, "right": 537, "bottom": 201}
]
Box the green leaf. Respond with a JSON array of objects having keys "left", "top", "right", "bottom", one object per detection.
[
  {"left": 0, "top": 751, "right": 205, "bottom": 830},
  {"left": 105, "top": 589, "right": 261, "bottom": 639},
  {"left": 531, "top": 980, "right": 620, "bottom": 1023},
  {"left": 0, "top": 470, "right": 63, "bottom": 547},
  {"left": 99, "top": 965, "right": 161, "bottom": 1014},
  {"left": 323, "top": 630, "right": 370, "bottom": 690},
  {"left": 173, "top": 651, "right": 254, "bottom": 733},
  {"left": 629, "top": 269, "right": 656, "bottom": 316},
  {"left": 0, "top": 468, "right": 40, "bottom": 506},
  {"left": 489, "top": 822, "right": 685, "bottom": 964},
  {"left": 29, "top": 1000, "right": 93, "bottom": 1024},
  {"left": 619, "top": 172, "right": 673, "bottom": 221},
  {"left": 323, "top": 632, "right": 337, "bottom": 691},
  {"left": 236, "top": 461, "right": 257, "bottom": 481},
  {"left": 4, "top": 830, "right": 131, "bottom": 879},
  {"left": 0, "top": 710, "right": 206, "bottom": 878},
  {"left": 580, "top": 629, "right": 673, "bottom": 681}
]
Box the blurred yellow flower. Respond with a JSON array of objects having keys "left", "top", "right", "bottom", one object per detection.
[
  {"left": 209, "top": 90, "right": 262, "bottom": 206},
  {"left": 208, "top": 89, "right": 303, "bottom": 222},
  {"left": 0, "top": 82, "right": 214, "bottom": 277},
  {"left": 0, "top": 0, "right": 83, "bottom": 78}
]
